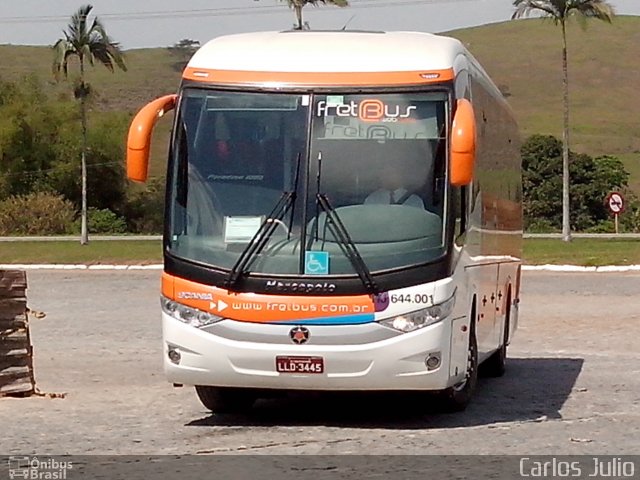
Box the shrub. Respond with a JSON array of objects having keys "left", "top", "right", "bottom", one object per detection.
[
  {"left": 525, "top": 219, "right": 558, "bottom": 233},
  {"left": 71, "top": 208, "right": 128, "bottom": 234},
  {"left": 584, "top": 220, "right": 616, "bottom": 234},
  {"left": 0, "top": 192, "right": 76, "bottom": 235},
  {"left": 623, "top": 207, "right": 640, "bottom": 233},
  {"left": 123, "top": 178, "right": 165, "bottom": 234}
]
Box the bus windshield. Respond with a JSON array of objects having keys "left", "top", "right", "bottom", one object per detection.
[{"left": 168, "top": 88, "right": 448, "bottom": 278}]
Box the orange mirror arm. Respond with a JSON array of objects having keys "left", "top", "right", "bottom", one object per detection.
[{"left": 127, "top": 94, "right": 177, "bottom": 182}]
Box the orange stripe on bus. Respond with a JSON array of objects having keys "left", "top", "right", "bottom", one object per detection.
[
  {"left": 162, "top": 273, "right": 375, "bottom": 323},
  {"left": 182, "top": 68, "right": 454, "bottom": 87},
  {"left": 161, "top": 272, "right": 174, "bottom": 299}
]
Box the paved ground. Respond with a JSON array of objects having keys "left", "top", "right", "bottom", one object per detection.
[{"left": 1, "top": 270, "right": 639, "bottom": 455}]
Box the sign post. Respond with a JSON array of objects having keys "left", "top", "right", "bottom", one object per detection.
[{"left": 605, "top": 191, "right": 625, "bottom": 234}]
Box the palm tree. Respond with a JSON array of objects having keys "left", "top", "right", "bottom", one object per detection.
[
  {"left": 262, "top": 0, "right": 349, "bottom": 30},
  {"left": 53, "top": 4, "right": 127, "bottom": 245},
  {"left": 512, "top": 0, "right": 614, "bottom": 242}
]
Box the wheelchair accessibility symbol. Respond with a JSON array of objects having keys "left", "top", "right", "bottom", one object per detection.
[{"left": 305, "top": 251, "right": 329, "bottom": 275}]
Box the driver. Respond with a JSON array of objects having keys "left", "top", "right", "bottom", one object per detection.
[{"left": 364, "top": 165, "right": 425, "bottom": 209}]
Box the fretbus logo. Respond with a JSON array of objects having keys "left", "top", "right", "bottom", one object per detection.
[
  {"left": 359, "top": 99, "right": 386, "bottom": 122},
  {"left": 317, "top": 99, "right": 416, "bottom": 122}
]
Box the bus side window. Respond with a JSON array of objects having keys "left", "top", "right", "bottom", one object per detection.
[
  {"left": 455, "top": 69, "right": 472, "bottom": 101},
  {"left": 454, "top": 185, "right": 469, "bottom": 246}
]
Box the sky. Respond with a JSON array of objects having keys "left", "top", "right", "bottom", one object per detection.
[{"left": 0, "top": 0, "right": 638, "bottom": 50}]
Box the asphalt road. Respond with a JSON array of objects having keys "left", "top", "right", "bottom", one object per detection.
[{"left": 1, "top": 270, "right": 639, "bottom": 455}]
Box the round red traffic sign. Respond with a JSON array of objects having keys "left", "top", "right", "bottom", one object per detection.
[{"left": 606, "top": 191, "right": 625, "bottom": 215}]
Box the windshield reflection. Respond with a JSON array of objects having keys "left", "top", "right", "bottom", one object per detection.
[{"left": 168, "top": 89, "right": 448, "bottom": 277}]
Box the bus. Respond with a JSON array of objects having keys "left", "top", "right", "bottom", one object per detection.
[{"left": 127, "top": 30, "right": 522, "bottom": 413}]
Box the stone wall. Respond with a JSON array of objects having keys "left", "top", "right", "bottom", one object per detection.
[{"left": 0, "top": 270, "right": 34, "bottom": 397}]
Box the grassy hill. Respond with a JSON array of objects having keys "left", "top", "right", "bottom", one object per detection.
[
  {"left": 0, "top": 45, "right": 181, "bottom": 111},
  {"left": 447, "top": 16, "right": 640, "bottom": 191},
  {"left": 0, "top": 45, "right": 179, "bottom": 180},
  {"left": 1, "top": 16, "right": 639, "bottom": 190}
]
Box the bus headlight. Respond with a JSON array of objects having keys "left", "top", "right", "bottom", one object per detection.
[
  {"left": 161, "top": 296, "right": 223, "bottom": 328},
  {"left": 380, "top": 295, "right": 455, "bottom": 333}
]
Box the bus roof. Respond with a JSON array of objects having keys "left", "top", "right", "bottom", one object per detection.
[{"left": 185, "top": 30, "right": 468, "bottom": 83}]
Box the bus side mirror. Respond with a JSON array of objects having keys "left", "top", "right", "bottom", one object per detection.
[
  {"left": 127, "top": 94, "right": 177, "bottom": 182},
  {"left": 450, "top": 98, "right": 476, "bottom": 187}
]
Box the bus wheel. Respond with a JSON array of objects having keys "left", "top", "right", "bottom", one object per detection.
[
  {"left": 195, "top": 386, "right": 256, "bottom": 413},
  {"left": 481, "top": 290, "right": 511, "bottom": 378},
  {"left": 439, "top": 322, "right": 478, "bottom": 412}
]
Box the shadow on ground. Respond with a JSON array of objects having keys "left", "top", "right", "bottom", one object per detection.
[{"left": 186, "top": 357, "right": 583, "bottom": 429}]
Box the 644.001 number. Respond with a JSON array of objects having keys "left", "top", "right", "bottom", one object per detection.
[{"left": 390, "top": 293, "right": 434, "bottom": 304}]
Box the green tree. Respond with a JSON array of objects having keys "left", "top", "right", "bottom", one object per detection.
[
  {"left": 522, "top": 134, "right": 630, "bottom": 231},
  {"left": 512, "top": 0, "right": 615, "bottom": 242},
  {"left": 0, "top": 76, "right": 75, "bottom": 200},
  {"left": 261, "top": 0, "right": 349, "bottom": 30},
  {"left": 49, "top": 111, "right": 129, "bottom": 217},
  {"left": 52, "top": 4, "right": 127, "bottom": 244},
  {"left": 0, "top": 76, "right": 128, "bottom": 224}
]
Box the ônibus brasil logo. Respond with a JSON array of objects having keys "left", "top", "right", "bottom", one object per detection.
[
  {"left": 317, "top": 99, "right": 417, "bottom": 122},
  {"left": 8, "top": 456, "right": 73, "bottom": 480}
]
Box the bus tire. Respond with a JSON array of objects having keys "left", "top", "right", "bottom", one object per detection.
[
  {"left": 195, "top": 386, "right": 256, "bottom": 413},
  {"left": 481, "top": 289, "right": 511, "bottom": 378},
  {"left": 438, "top": 319, "right": 478, "bottom": 412}
]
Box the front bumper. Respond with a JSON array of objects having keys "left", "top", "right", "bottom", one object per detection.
[{"left": 162, "top": 313, "right": 458, "bottom": 391}]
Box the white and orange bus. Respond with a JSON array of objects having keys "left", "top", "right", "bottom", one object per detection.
[{"left": 127, "top": 30, "right": 522, "bottom": 412}]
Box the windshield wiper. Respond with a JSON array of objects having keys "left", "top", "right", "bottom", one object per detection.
[
  {"left": 224, "top": 191, "right": 295, "bottom": 289},
  {"left": 224, "top": 153, "right": 302, "bottom": 289},
  {"left": 310, "top": 150, "right": 378, "bottom": 294},
  {"left": 315, "top": 193, "right": 379, "bottom": 294}
]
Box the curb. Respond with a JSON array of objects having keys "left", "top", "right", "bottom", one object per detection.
[
  {"left": 1, "top": 264, "right": 639, "bottom": 272},
  {"left": 0, "top": 264, "right": 163, "bottom": 270},
  {"left": 522, "top": 264, "right": 640, "bottom": 272}
]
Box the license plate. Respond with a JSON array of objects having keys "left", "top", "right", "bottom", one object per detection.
[{"left": 275, "top": 356, "right": 324, "bottom": 374}]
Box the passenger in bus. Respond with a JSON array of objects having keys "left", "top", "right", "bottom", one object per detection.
[{"left": 364, "top": 166, "right": 425, "bottom": 209}]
